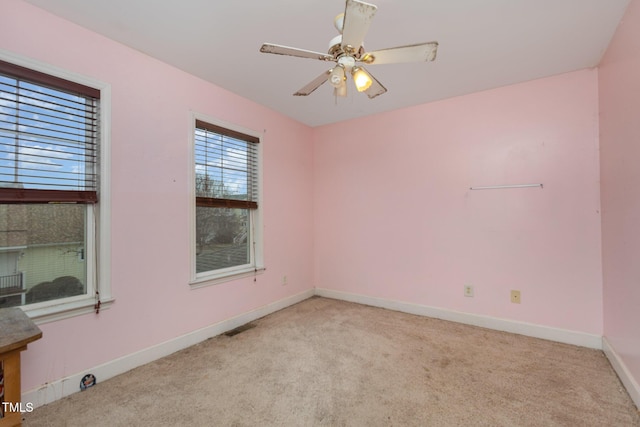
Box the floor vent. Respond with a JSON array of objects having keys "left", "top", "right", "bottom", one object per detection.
[{"left": 224, "top": 323, "right": 256, "bottom": 337}]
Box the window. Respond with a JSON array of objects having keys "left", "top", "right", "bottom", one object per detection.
[
  {"left": 0, "top": 54, "right": 111, "bottom": 320},
  {"left": 192, "top": 117, "right": 262, "bottom": 284}
]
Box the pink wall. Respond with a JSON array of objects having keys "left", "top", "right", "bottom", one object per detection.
[
  {"left": 2, "top": 0, "right": 314, "bottom": 391},
  {"left": 313, "top": 69, "right": 603, "bottom": 334},
  {"left": 599, "top": 0, "right": 640, "bottom": 391}
]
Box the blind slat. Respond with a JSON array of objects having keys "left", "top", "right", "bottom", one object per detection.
[{"left": 1, "top": 128, "right": 98, "bottom": 147}]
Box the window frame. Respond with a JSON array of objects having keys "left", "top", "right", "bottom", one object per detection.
[
  {"left": 0, "top": 51, "right": 112, "bottom": 323},
  {"left": 189, "top": 112, "right": 263, "bottom": 287}
]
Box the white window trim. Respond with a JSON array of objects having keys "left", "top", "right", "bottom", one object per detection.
[
  {"left": 189, "top": 112, "right": 264, "bottom": 288},
  {"left": 0, "top": 50, "right": 113, "bottom": 324}
]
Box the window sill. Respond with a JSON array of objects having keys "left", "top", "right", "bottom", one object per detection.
[
  {"left": 190, "top": 266, "right": 265, "bottom": 289},
  {"left": 23, "top": 296, "right": 115, "bottom": 325}
]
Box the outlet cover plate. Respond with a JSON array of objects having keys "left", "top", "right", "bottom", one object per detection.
[{"left": 510, "top": 290, "right": 521, "bottom": 304}]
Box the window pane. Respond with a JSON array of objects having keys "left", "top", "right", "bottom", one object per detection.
[
  {"left": 0, "top": 75, "right": 98, "bottom": 192},
  {"left": 194, "top": 128, "right": 257, "bottom": 202},
  {"left": 195, "top": 207, "right": 249, "bottom": 273},
  {"left": 0, "top": 204, "right": 86, "bottom": 308}
]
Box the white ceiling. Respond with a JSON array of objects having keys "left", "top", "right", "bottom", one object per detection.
[{"left": 24, "top": 0, "right": 630, "bottom": 127}]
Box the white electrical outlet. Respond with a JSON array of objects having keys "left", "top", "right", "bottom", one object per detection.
[
  {"left": 464, "top": 285, "right": 474, "bottom": 297},
  {"left": 282, "top": 275, "right": 288, "bottom": 286}
]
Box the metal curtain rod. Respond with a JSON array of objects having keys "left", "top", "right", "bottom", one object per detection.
[{"left": 469, "top": 183, "right": 543, "bottom": 190}]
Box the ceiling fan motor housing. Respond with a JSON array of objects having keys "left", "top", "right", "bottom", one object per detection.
[
  {"left": 328, "top": 35, "right": 343, "bottom": 56},
  {"left": 337, "top": 55, "right": 356, "bottom": 71},
  {"left": 328, "top": 34, "right": 365, "bottom": 61}
]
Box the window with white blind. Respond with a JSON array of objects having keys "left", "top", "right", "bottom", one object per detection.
[
  {"left": 192, "top": 116, "right": 262, "bottom": 284},
  {"left": 0, "top": 54, "right": 111, "bottom": 320}
]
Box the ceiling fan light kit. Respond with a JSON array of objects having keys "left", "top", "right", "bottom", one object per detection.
[
  {"left": 329, "top": 65, "right": 346, "bottom": 87},
  {"left": 259, "top": 0, "right": 438, "bottom": 100},
  {"left": 352, "top": 67, "right": 372, "bottom": 92}
]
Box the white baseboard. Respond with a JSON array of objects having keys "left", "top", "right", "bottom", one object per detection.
[
  {"left": 314, "top": 288, "right": 603, "bottom": 350},
  {"left": 602, "top": 337, "right": 640, "bottom": 408},
  {"left": 23, "top": 288, "right": 315, "bottom": 408}
]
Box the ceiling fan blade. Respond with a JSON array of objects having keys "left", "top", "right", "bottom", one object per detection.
[
  {"left": 260, "top": 43, "right": 334, "bottom": 62},
  {"left": 293, "top": 70, "right": 331, "bottom": 96},
  {"left": 341, "top": 0, "right": 377, "bottom": 53},
  {"left": 361, "top": 68, "right": 387, "bottom": 99},
  {"left": 361, "top": 42, "right": 439, "bottom": 65}
]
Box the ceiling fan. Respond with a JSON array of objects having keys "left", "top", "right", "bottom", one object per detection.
[{"left": 259, "top": 0, "right": 438, "bottom": 99}]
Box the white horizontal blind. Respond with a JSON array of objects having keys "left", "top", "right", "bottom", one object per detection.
[
  {"left": 194, "top": 120, "right": 259, "bottom": 209},
  {"left": 0, "top": 60, "right": 99, "bottom": 203}
]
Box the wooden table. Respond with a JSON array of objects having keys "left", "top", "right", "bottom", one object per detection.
[{"left": 0, "top": 308, "right": 42, "bottom": 427}]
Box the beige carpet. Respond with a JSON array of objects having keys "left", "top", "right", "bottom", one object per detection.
[{"left": 24, "top": 297, "right": 640, "bottom": 426}]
